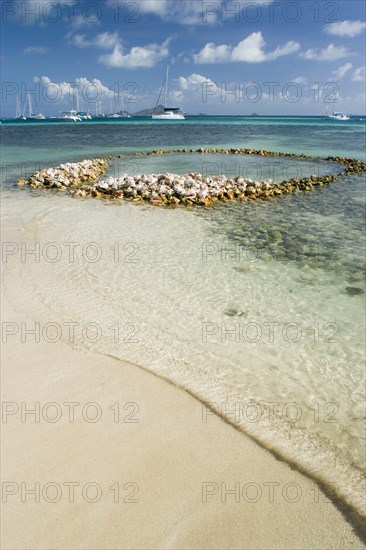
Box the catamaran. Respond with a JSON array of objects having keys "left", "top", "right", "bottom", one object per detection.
[
  {"left": 152, "top": 66, "right": 185, "bottom": 120},
  {"left": 50, "top": 110, "right": 83, "bottom": 122}
]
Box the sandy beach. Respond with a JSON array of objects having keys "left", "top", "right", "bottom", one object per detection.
[
  {"left": 1, "top": 220, "right": 365, "bottom": 549},
  {"left": 2, "top": 329, "right": 365, "bottom": 549},
  {"left": 2, "top": 0, "right": 366, "bottom": 544}
]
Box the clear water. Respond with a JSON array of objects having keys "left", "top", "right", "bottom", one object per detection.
[{"left": 1, "top": 117, "right": 365, "bottom": 518}]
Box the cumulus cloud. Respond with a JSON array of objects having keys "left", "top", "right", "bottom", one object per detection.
[
  {"left": 324, "top": 20, "right": 366, "bottom": 38},
  {"left": 24, "top": 46, "right": 49, "bottom": 54},
  {"left": 300, "top": 44, "right": 349, "bottom": 61},
  {"left": 193, "top": 32, "right": 300, "bottom": 63},
  {"left": 331, "top": 62, "right": 353, "bottom": 79},
  {"left": 352, "top": 66, "right": 366, "bottom": 82},
  {"left": 99, "top": 38, "right": 170, "bottom": 68},
  {"left": 67, "top": 32, "right": 120, "bottom": 49},
  {"left": 178, "top": 73, "right": 217, "bottom": 91},
  {"left": 194, "top": 43, "right": 231, "bottom": 63},
  {"left": 107, "top": 0, "right": 273, "bottom": 25},
  {"left": 66, "top": 30, "right": 171, "bottom": 69},
  {"left": 293, "top": 76, "right": 308, "bottom": 85},
  {"left": 33, "top": 76, "right": 74, "bottom": 98},
  {"left": 33, "top": 75, "right": 116, "bottom": 99}
]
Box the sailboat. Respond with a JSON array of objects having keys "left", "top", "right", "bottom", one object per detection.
[
  {"left": 25, "top": 92, "right": 46, "bottom": 120},
  {"left": 152, "top": 66, "right": 185, "bottom": 120},
  {"left": 107, "top": 94, "right": 132, "bottom": 118},
  {"left": 75, "top": 90, "right": 92, "bottom": 119},
  {"left": 119, "top": 94, "right": 131, "bottom": 118},
  {"left": 325, "top": 107, "right": 350, "bottom": 121},
  {"left": 16, "top": 97, "right": 26, "bottom": 120}
]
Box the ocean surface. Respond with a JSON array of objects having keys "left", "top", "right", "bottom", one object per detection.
[{"left": 1, "top": 116, "right": 365, "bottom": 518}]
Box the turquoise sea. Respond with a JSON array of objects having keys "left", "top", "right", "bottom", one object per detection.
[{"left": 1, "top": 116, "right": 365, "bottom": 519}]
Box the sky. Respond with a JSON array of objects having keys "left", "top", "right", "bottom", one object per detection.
[{"left": 1, "top": 0, "right": 365, "bottom": 116}]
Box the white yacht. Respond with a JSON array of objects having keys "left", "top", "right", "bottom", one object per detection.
[
  {"left": 152, "top": 66, "right": 185, "bottom": 120},
  {"left": 325, "top": 109, "right": 350, "bottom": 121},
  {"left": 50, "top": 110, "right": 82, "bottom": 122}
]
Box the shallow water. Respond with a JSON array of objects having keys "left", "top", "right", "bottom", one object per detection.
[
  {"left": 106, "top": 152, "right": 342, "bottom": 184},
  {"left": 1, "top": 117, "right": 365, "bottom": 517}
]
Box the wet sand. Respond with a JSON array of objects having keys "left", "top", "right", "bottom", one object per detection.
[{"left": 1, "top": 308, "right": 364, "bottom": 548}]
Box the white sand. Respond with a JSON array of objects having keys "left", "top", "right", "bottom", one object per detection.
[
  {"left": 1, "top": 214, "right": 365, "bottom": 550},
  {"left": 1, "top": 323, "right": 365, "bottom": 548}
]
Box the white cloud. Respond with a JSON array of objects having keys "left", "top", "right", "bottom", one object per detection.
[
  {"left": 231, "top": 32, "right": 268, "bottom": 62},
  {"left": 71, "top": 14, "right": 101, "bottom": 29},
  {"left": 99, "top": 39, "right": 170, "bottom": 68},
  {"left": 260, "top": 39, "right": 300, "bottom": 61},
  {"left": 194, "top": 42, "right": 231, "bottom": 63},
  {"left": 33, "top": 76, "right": 74, "bottom": 98},
  {"left": 67, "top": 32, "right": 120, "bottom": 49},
  {"left": 300, "top": 44, "right": 349, "bottom": 61},
  {"left": 331, "top": 62, "right": 353, "bottom": 79},
  {"left": 193, "top": 32, "right": 300, "bottom": 63},
  {"left": 75, "top": 77, "right": 115, "bottom": 98},
  {"left": 107, "top": 0, "right": 273, "bottom": 25},
  {"left": 24, "top": 46, "right": 49, "bottom": 54},
  {"left": 352, "top": 66, "right": 366, "bottom": 82},
  {"left": 137, "top": 0, "right": 169, "bottom": 16},
  {"left": 293, "top": 76, "right": 308, "bottom": 85},
  {"left": 33, "top": 75, "right": 117, "bottom": 100},
  {"left": 178, "top": 73, "right": 217, "bottom": 91},
  {"left": 67, "top": 31, "right": 171, "bottom": 69},
  {"left": 324, "top": 20, "right": 366, "bottom": 38}
]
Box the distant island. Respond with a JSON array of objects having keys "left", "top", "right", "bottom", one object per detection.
[{"left": 133, "top": 104, "right": 166, "bottom": 116}]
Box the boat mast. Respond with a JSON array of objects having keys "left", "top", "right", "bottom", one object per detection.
[
  {"left": 16, "top": 97, "right": 20, "bottom": 118},
  {"left": 27, "top": 93, "right": 32, "bottom": 117},
  {"left": 164, "top": 65, "right": 169, "bottom": 108},
  {"left": 22, "top": 96, "right": 27, "bottom": 117}
]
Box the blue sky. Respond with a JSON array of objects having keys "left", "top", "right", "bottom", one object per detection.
[{"left": 1, "top": 0, "right": 365, "bottom": 115}]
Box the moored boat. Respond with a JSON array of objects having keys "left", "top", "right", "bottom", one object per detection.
[
  {"left": 325, "top": 109, "right": 350, "bottom": 121},
  {"left": 152, "top": 66, "right": 185, "bottom": 120}
]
